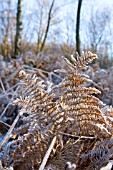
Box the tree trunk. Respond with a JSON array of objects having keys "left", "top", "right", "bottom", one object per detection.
[
  {"left": 14, "top": 0, "right": 22, "bottom": 57},
  {"left": 76, "top": 0, "right": 83, "bottom": 55},
  {"left": 40, "top": 0, "right": 55, "bottom": 52}
]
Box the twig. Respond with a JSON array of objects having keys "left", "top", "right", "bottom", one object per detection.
[
  {"left": 73, "top": 136, "right": 81, "bottom": 145},
  {"left": 0, "top": 82, "right": 23, "bottom": 98},
  {"left": 56, "top": 131, "right": 95, "bottom": 140},
  {"left": 0, "top": 120, "right": 10, "bottom": 129},
  {"left": 0, "top": 85, "right": 19, "bottom": 119},
  {"left": 3, "top": 83, "right": 19, "bottom": 93},
  {"left": 0, "top": 92, "right": 15, "bottom": 98},
  {"left": 0, "top": 77, "right": 5, "bottom": 92},
  {"left": 0, "top": 111, "right": 21, "bottom": 151},
  {"left": 39, "top": 136, "right": 56, "bottom": 170},
  {"left": 6, "top": 68, "right": 22, "bottom": 81},
  {"left": 0, "top": 97, "right": 13, "bottom": 119},
  {"left": 23, "top": 64, "right": 62, "bottom": 80}
]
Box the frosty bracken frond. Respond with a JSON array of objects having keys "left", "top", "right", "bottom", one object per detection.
[{"left": 1, "top": 52, "right": 112, "bottom": 170}]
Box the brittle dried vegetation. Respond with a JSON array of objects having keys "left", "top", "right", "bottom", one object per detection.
[{"left": 0, "top": 52, "right": 113, "bottom": 170}]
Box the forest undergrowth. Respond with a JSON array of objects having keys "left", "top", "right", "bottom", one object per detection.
[{"left": 0, "top": 52, "right": 113, "bottom": 170}]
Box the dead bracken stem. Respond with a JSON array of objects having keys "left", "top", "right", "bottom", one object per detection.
[{"left": 39, "top": 136, "right": 56, "bottom": 170}]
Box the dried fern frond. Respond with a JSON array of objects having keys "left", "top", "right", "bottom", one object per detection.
[
  {"left": 45, "top": 137, "right": 95, "bottom": 170},
  {"left": 80, "top": 138, "right": 113, "bottom": 170},
  {"left": 55, "top": 59, "right": 110, "bottom": 138},
  {"left": 1, "top": 52, "right": 111, "bottom": 170},
  {"left": 2, "top": 71, "right": 66, "bottom": 169},
  {"left": 73, "top": 51, "right": 97, "bottom": 68},
  {"left": 3, "top": 128, "right": 55, "bottom": 169},
  {"left": 61, "top": 51, "right": 97, "bottom": 70}
]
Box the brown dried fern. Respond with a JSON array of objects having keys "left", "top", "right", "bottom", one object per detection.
[
  {"left": 2, "top": 71, "right": 65, "bottom": 169},
  {"left": 54, "top": 54, "right": 110, "bottom": 138},
  {"left": 80, "top": 138, "right": 113, "bottom": 170},
  {"left": 1, "top": 52, "right": 111, "bottom": 170}
]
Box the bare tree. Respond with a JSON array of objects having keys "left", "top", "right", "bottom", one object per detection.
[
  {"left": 39, "top": 0, "right": 55, "bottom": 52},
  {"left": 14, "top": 0, "right": 22, "bottom": 56},
  {"left": 24, "top": 0, "right": 56, "bottom": 54},
  {"left": 22, "top": 0, "right": 77, "bottom": 54},
  {"left": 87, "top": 7, "right": 111, "bottom": 52},
  {"left": 76, "top": 0, "right": 83, "bottom": 54},
  {"left": 0, "top": 0, "right": 16, "bottom": 58},
  {"left": 2, "top": 0, "right": 11, "bottom": 57}
]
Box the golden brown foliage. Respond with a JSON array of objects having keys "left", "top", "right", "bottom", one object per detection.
[{"left": 0, "top": 51, "right": 113, "bottom": 170}]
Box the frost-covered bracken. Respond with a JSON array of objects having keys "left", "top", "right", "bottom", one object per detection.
[{"left": 0, "top": 52, "right": 113, "bottom": 170}]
